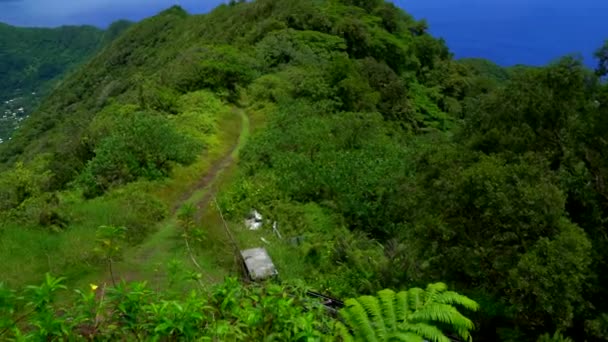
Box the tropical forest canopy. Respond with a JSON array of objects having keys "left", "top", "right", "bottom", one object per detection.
[{"left": 1, "top": 0, "right": 608, "bottom": 341}]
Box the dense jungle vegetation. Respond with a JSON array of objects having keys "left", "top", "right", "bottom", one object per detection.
[
  {"left": 0, "top": 20, "right": 132, "bottom": 140},
  {"left": 1, "top": 0, "right": 608, "bottom": 340}
]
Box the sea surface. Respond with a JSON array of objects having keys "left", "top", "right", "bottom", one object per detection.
[{"left": 398, "top": 0, "right": 608, "bottom": 66}]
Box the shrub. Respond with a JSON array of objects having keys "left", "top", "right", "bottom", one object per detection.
[{"left": 79, "top": 111, "right": 201, "bottom": 197}]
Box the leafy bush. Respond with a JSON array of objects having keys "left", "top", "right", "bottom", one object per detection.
[
  {"left": 0, "top": 157, "right": 51, "bottom": 212},
  {"left": 79, "top": 111, "right": 201, "bottom": 197},
  {"left": 0, "top": 276, "right": 331, "bottom": 341}
]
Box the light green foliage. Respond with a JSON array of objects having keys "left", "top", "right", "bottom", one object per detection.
[
  {"left": 248, "top": 73, "right": 293, "bottom": 103},
  {"left": 173, "top": 90, "right": 227, "bottom": 145},
  {"left": 0, "top": 157, "right": 51, "bottom": 212},
  {"left": 237, "top": 106, "right": 411, "bottom": 235},
  {"left": 135, "top": 75, "right": 180, "bottom": 113},
  {"left": 95, "top": 225, "right": 127, "bottom": 285},
  {"left": 338, "top": 283, "right": 478, "bottom": 342},
  {"left": 20, "top": 274, "right": 69, "bottom": 339},
  {"left": 0, "top": 282, "right": 16, "bottom": 335},
  {"left": 0, "top": 277, "right": 330, "bottom": 341},
  {"left": 79, "top": 111, "right": 201, "bottom": 197},
  {"left": 408, "top": 82, "right": 451, "bottom": 131}
]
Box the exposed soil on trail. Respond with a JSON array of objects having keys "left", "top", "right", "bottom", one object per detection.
[
  {"left": 172, "top": 142, "right": 238, "bottom": 216},
  {"left": 173, "top": 108, "right": 246, "bottom": 217},
  {"left": 99, "top": 108, "right": 247, "bottom": 286}
]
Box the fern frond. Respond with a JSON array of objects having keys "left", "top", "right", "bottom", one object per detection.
[
  {"left": 406, "top": 287, "right": 425, "bottom": 311},
  {"left": 378, "top": 289, "right": 397, "bottom": 332},
  {"left": 395, "top": 290, "right": 410, "bottom": 323},
  {"left": 359, "top": 295, "right": 387, "bottom": 340},
  {"left": 425, "top": 283, "right": 448, "bottom": 305},
  {"left": 401, "top": 322, "right": 451, "bottom": 342},
  {"left": 339, "top": 285, "right": 476, "bottom": 342},
  {"left": 409, "top": 303, "right": 475, "bottom": 331},
  {"left": 342, "top": 298, "right": 380, "bottom": 342},
  {"left": 387, "top": 331, "right": 425, "bottom": 342},
  {"left": 433, "top": 291, "right": 479, "bottom": 311},
  {"left": 335, "top": 321, "right": 355, "bottom": 342},
  {"left": 454, "top": 326, "right": 474, "bottom": 342}
]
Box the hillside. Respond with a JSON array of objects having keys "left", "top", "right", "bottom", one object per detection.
[
  {"left": 1, "top": 1, "right": 608, "bottom": 341},
  {"left": 0, "top": 20, "right": 132, "bottom": 142}
]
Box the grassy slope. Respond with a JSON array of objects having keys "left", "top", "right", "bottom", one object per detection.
[
  {"left": 0, "top": 97, "right": 242, "bottom": 288},
  {"left": 101, "top": 108, "right": 250, "bottom": 288}
]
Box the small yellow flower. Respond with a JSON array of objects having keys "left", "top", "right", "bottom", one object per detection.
[{"left": 90, "top": 284, "right": 99, "bottom": 291}]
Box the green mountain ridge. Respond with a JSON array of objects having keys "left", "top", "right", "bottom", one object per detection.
[
  {"left": 0, "top": 20, "right": 132, "bottom": 142},
  {"left": 1, "top": 1, "right": 608, "bottom": 341}
]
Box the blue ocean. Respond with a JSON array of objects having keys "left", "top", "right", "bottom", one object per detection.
[{"left": 399, "top": 0, "right": 608, "bottom": 66}]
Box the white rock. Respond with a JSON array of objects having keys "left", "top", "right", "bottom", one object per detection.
[{"left": 245, "top": 209, "right": 263, "bottom": 230}]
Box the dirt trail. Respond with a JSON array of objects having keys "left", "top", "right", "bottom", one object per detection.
[
  {"left": 104, "top": 108, "right": 248, "bottom": 284},
  {"left": 172, "top": 142, "right": 238, "bottom": 215},
  {"left": 173, "top": 107, "right": 247, "bottom": 216}
]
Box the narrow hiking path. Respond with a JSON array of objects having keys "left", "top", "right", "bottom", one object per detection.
[{"left": 96, "top": 108, "right": 249, "bottom": 286}]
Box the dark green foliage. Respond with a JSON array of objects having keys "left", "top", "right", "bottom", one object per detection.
[
  {"left": 458, "top": 58, "right": 510, "bottom": 82},
  {"left": 508, "top": 221, "right": 591, "bottom": 330},
  {"left": 594, "top": 40, "right": 608, "bottom": 77},
  {"left": 339, "top": 0, "right": 383, "bottom": 13},
  {"left": 585, "top": 313, "right": 608, "bottom": 341},
  {"left": 537, "top": 331, "right": 574, "bottom": 342},
  {"left": 166, "top": 45, "right": 258, "bottom": 101},
  {"left": 0, "top": 24, "right": 102, "bottom": 98},
  {"left": 463, "top": 56, "right": 590, "bottom": 160},
  {"left": 0, "top": 21, "right": 131, "bottom": 141},
  {"left": 101, "top": 20, "right": 134, "bottom": 46},
  {"left": 255, "top": 29, "right": 346, "bottom": 69}
]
